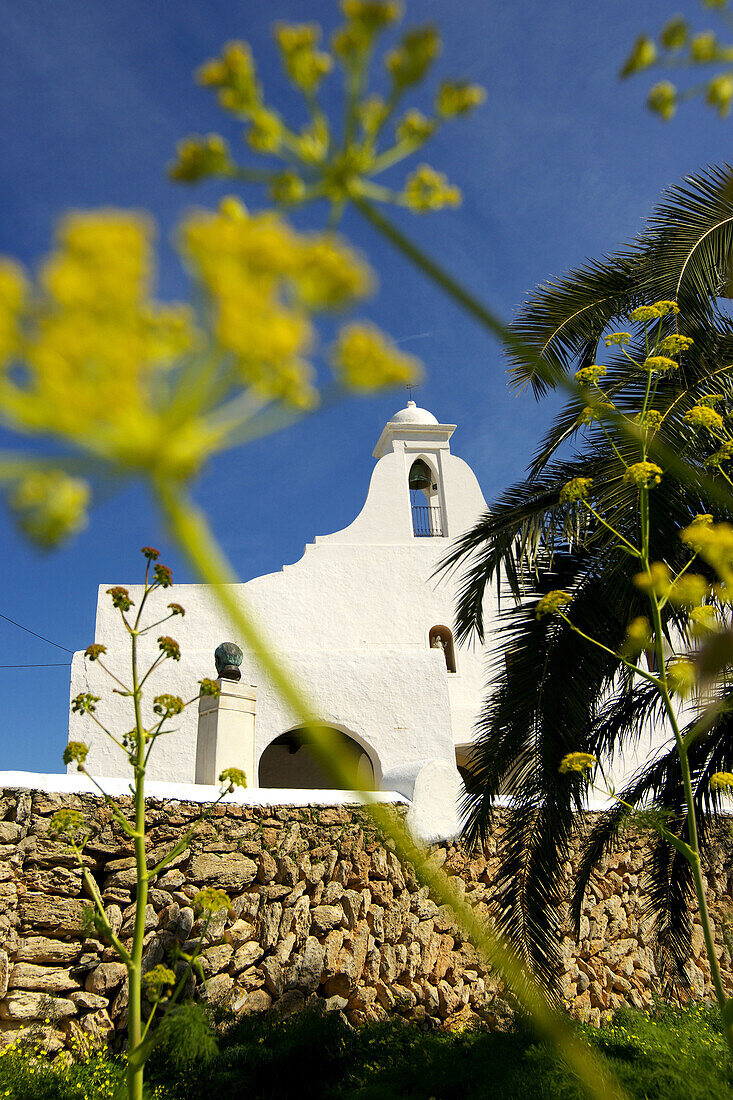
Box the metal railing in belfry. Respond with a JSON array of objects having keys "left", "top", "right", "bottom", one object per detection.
[{"left": 411, "top": 504, "right": 444, "bottom": 537}]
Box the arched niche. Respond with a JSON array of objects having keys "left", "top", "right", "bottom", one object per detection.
[
  {"left": 409, "top": 457, "right": 444, "bottom": 537},
  {"left": 258, "top": 725, "right": 376, "bottom": 790},
  {"left": 429, "top": 624, "right": 456, "bottom": 673}
]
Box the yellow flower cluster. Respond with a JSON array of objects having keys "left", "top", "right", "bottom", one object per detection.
[
  {"left": 642, "top": 355, "right": 679, "bottom": 373},
  {"left": 194, "top": 887, "right": 231, "bottom": 913},
  {"left": 635, "top": 409, "right": 664, "bottom": 434},
  {"left": 558, "top": 752, "right": 598, "bottom": 775},
  {"left": 386, "top": 25, "right": 441, "bottom": 88},
  {"left": 0, "top": 203, "right": 421, "bottom": 546},
  {"left": 396, "top": 108, "right": 436, "bottom": 146},
  {"left": 682, "top": 519, "right": 733, "bottom": 579},
  {"left": 689, "top": 604, "right": 718, "bottom": 637},
  {"left": 623, "top": 461, "right": 663, "bottom": 488},
  {"left": 668, "top": 573, "right": 712, "bottom": 607},
  {"left": 580, "top": 402, "right": 614, "bottom": 424},
  {"left": 331, "top": 322, "right": 421, "bottom": 391},
  {"left": 634, "top": 561, "right": 672, "bottom": 598},
  {"left": 574, "top": 365, "right": 606, "bottom": 386},
  {"left": 535, "top": 590, "right": 572, "bottom": 620},
  {"left": 435, "top": 81, "right": 487, "bottom": 118},
  {"left": 62, "top": 740, "right": 89, "bottom": 768},
  {"left": 168, "top": 134, "right": 234, "bottom": 182},
  {"left": 402, "top": 164, "right": 461, "bottom": 211},
  {"left": 656, "top": 334, "right": 694, "bottom": 356},
  {"left": 8, "top": 470, "right": 90, "bottom": 549},
  {"left": 0, "top": 211, "right": 212, "bottom": 486},
  {"left": 50, "top": 807, "right": 86, "bottom": 837},
  {"left": 684, "top": 404, "right": 724, "bottom": 432},
  {"left": 196, "top": 40, "right": 261, "bottom": 114},
  {"left": 142, "top": 964, "right": 176, "bottom": 994},
  {"left": 647, "top": 81, "right": 677, "bottom": 120},
  {"left": 621, "top": 36, "right": 657, "bottom": 77},
  {"left": 629, "top": 300, "right": 679, "bottom": 322},
  {"left": 220, "top": 766, "right": 248, "bottom": 789},
  {"left": 559, "top": 477, "right": 593, "bottom": 503},
  {"left": 604, "top": 331, "right": 631, "bottom": 346},
  {"left": 706, "top": 440, "right": 733, "bottom": 466},
  {"left": 622, "top": 616, "right": 653, "bottom": 657},
  {"left": 710, "top": 771, "right": 733, "bottom": 791},
  {"left": 667, "top": 658, "right": 696, "bottom": 697},
  {"left": 707, "top": 73, "right": 733, "bottom": 115},
  {"left": 274, "top": 23, "right": 333, "bottom": 94},
  {"left": 0, "top": 260, "right": 27, "bottom": 363},
  {"left": 171, "top": 8, "right": 482, "bottom": 222}
]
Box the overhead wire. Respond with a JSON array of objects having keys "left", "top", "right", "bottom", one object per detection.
[
  {"left": 0, "top": 610, "right": 72, "bottom": 653},
  {"left": 0, "top": 662, "right": 70, "bottom": 668}
]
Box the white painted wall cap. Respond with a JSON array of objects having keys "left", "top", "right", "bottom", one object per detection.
[{"left": 389, "top": 400, "right": 439, "bottom": 425}]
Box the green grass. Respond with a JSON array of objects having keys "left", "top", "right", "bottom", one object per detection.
[
  {"left": 148, "top": 1001, "right": 733, "bottom": 1100},
  {"left": 1, "top": 1003, "right": 731, "bottom": 1099}
]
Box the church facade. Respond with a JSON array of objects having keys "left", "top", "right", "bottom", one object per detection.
[{"left": 67, "top": 402, "right": 493, "bottom": 828}]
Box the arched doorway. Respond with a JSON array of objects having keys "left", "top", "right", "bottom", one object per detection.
[{"left": 258, "top": 726, "right": 376, "bottom": 790}]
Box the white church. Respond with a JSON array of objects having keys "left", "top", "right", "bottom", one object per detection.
[{"left": 65, "top": 401, "right": 495, "bottom": 840}]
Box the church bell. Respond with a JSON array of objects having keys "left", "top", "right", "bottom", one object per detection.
[{"left": 409, "top": 461, "right": 432, "bottom": 491}]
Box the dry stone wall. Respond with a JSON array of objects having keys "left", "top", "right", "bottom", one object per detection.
[{"left": 1, "top": 786, "right": 732, "bottom": 1055}]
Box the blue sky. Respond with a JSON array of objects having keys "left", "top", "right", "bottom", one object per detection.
[{"left": 0, "top": 0, "right": 729, "bottom": 771}]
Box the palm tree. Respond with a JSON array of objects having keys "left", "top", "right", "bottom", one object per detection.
[{"left": 440, "top": 164, "right": 733, "bottom": 991}]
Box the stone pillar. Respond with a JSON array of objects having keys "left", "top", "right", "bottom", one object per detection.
[{"left": 195, "top": 679, "right": 257, "bottom": 788}]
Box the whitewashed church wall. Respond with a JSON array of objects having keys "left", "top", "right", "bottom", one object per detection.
[{"left": 69, "top": 645, "right": 455, "bottom": 786}]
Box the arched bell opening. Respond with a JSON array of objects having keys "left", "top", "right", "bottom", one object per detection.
[
  {"left": 409, "top": 458, "right": 443, "bottom": 537},
  {"left": 258, "top": 725, "right": 376, "bottom": 790},
  {"left": 429, "top": 625, "right": 456, "bottom": 673}
]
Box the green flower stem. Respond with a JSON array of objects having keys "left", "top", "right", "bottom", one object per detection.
[
  {"left": 229, "top": 167, "right": 280, "bottom": 184},
  {"left": 371, "top": 141, "right": 420, "bottom": 173},
  {"left": 556, "top": 612, "right": 662, "bottom": 688},
  {"left": 584, "top": 504, "right": 641, "bottom": 558},
  {"left": 637, "top": 487, "right": 733, "bottom": 1051},
  {"left": 156, "top": 476, "right": 627, "bottom": 1100},
  {"left": 85, "top": 709, "right": 129, "bottom": 758},
  {"left": 656, "top": 554, "right": 700, "bottom": 613},
  {"left": 596, "top": 419, "right": 629, "bottom": 467},
  {"left": 78, "top": 859, "right": 132, "bottom": 965},
  {"left": 78, "top": 764, "right": 136, "bottom": 835},
  {"left": 139, "top": 612, "right": 178, "bottom": 635},
  {"left": 94, "top": 659, "right": 132, "bottom": 694},
  {"left": 126, "top": 628, "right": 148, "bottom": 1100},
  {"left": 353, "top": 197, "right": 520, "bottom": 348}
]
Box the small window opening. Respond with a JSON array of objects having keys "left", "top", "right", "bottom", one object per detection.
[
  {"left": 409, "top": 459, "right": 444, "bottom": 537},
  {"left": 429, "top": 625, "right": 456, "bottom": 673}
]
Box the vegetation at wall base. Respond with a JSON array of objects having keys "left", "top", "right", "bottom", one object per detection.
[{"left": 1, "top": 1003, "right": 730, "bottom": 1099}]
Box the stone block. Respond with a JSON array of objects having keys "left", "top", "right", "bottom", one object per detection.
[
  {"left": 8, "top": 963, "right": 76, "bottom": 993},
  {"left": 188, "top": 852, "right": 257, "bottom": 891},
  {"left": 70, "top": 991, "right": 109, "bottom": 1010},
  {"left": 19, "top": 894, "right": 88, "bottom": 935},
  {"left": 233, "top": 941, "right": 264, "bottom": 972},
  {"left": 257, "top": 902, "right": 283, "bottom": 950},
  {"left": 0, "top": 991, "right": 76, "bottom": 1021},
  {"left": 201, "top": 973, "right": 233, "bottom": 1005},
  {"left": 12, "top": 937, "right": 78, "bottom": 963},
  {"left": 239, "top": 988, "right": 272, "bottom": 1014},
  {"left": 261, "top": 956, "right": 284, "bottom": 998},
  {"left": 85, "top": 962, "right": 127, "bottom": 995}
]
